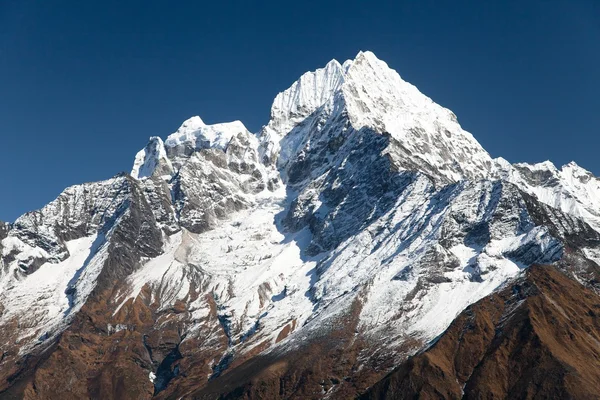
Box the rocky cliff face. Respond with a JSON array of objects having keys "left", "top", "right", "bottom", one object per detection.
[{"left": 1, "top": 51, "right": 600, "bottom": 399}]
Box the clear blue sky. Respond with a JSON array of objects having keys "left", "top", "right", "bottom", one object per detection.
[{"left": 1, "top": 0, "right": 599, "bottom": 222}]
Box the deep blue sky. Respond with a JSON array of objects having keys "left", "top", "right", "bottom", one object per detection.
[{"left": 1, "top": 0, "right": 599, "bottom": 222}]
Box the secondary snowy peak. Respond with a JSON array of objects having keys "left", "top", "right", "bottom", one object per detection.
[
  {"left": 562, "top": 161, "right": 597, "bottom": 185},
  {"left": 494, "top": 158, "right": 600, "bottom": 232},
  {"left": 131, "top": 136, "right": 174, "bottom": 179},
  {"left": 259, "top": 59, "right": 345, "bottom": 163},
  {"left": 270, "top": 59, "right": 345, "bottom": 129},
  {"left": 259, "top": 51, "right": 494, "bottom": 183},
  {"left": 131, "top": 116, "right": 254, "bottom": 178},
  {"left": 165, "top": 116, "right": 249, "bottom": 155}
]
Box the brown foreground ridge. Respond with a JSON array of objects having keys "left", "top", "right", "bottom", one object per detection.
[
  {"left": 2, "top": 263, "right": 599, "bottom": 399},
  {"left": 361, "top": 264, "right": 600, "bottom": 400}
]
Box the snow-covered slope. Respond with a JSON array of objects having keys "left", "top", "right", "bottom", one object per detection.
[
  {"left": 2, "top": 50, "right": 600, "bottom": 398},
  {"left": 132, "top": 136, "right": 174, "bottom": 180},
  {"left": 494, "top": 157, "right": 600, "bottom": 232}
]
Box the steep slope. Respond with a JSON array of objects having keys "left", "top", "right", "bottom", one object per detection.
[
  {"left": 131, "top": 136, "right": 174, "bottom": 180},
  {"left": 259, "top": 51, "right": 494, "bottom": 184},
  {"left": 181, "top": 183, "right": 600, "bottom": 399},
  {"left": 0, "top": 174, "right": 168, "bottom": 396},
  {"left": 1, "top": 51, "right": 600, "bottom": 400},
  {"left": 495, "top": 157, "right": 600, "bottom": 233},
  {"left": 360, "top": 264, "right": 600, "bottom": 400}
]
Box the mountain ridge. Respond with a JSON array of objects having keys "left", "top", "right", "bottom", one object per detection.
[{"left": 1, "top": 50, "right": 600, "bottom": 399}]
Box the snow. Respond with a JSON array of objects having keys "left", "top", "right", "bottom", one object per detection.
[
  {"left": 114, "top": 231, "right": 184, "bottom": 314},
  {"left": 131, "top": 136, "right": 173, "bottom": 179},
  {"left": 1, "top": 236, "right": 50, "bottom": 269},
  {"left": 495, "top": 158, "right": 600, "bottom": 232},
  {"left": 131, "top": 116, "right": 253, "bottom": 180},
  {"left": 449, "top": 243, "right": 479, "bottom": 267},
  {"left": 409, "top": 260, "right": 520, "bottom": 336},
  {"left": 0, "top": 234, "right": 106, "bottom": 353},
  {"left": 260, "top": 59, "right": 345, "bottom": 163},
  {"left": 115, "top": 186, "right": 320, "bottom": 348},
  {"left": 117, "top": 165, "right": 564, "bottom": 358},
  {"left": 164, "top": 116, "right": 248, "bottom": 152},
  {"left": 259, "top": 50, "right": 494, "bottom": 183}
]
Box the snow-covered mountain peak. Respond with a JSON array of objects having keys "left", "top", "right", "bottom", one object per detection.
[
  {"left": 352, "top": 49, "right": 379, "bottom": 63},
  {"left": 521, "top": 160, "right": 557, "bottom": 172},
  {"left": 563, "top": 160, "right": 582, "bottom": 170},
  {"left": 131, "top": 136, "right": 173, "bottom": 180},
  {"left": 498, "top": 159, "right": 597, "bottom": 187},
  {"left": 269, "top": 59, "right": 345, "bottom": 121},
  {"left": 131, "top": 116, "right": 255, "bottom": 179},
  {"left": 259, "top": 50, "right": 493, "bottom": 183},
  {"left": 258, "top": 59, "right": 346, "bottom": 164},
  {"left": 176, "top": 115, "right": 205, "bottom": 132},
  {"left": 494, "top": 158, "right": 600, "bottom": 232},
  {"left": 493, "top": 156, "right": 512, "bottom": 171},
  {"left": 561, "top": 160, "right": 595, "bottom": 182},
  {"left": 341, "top": 51, "right": 494, "bottom": 182},
  {"left": 164, "top": 116, "right": 248, "bottom": 152}
]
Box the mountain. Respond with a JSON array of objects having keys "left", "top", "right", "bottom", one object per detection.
[
  {"left": 360, "top": 264, "right": 600, "bottom": 399},
  {"left": 1, "top": 51, "right": 600, "bottom": 399}
]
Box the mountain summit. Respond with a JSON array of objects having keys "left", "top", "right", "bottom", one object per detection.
[
  {"left": 261, "top": 50, "right": 494, "bottom": 184},
  {"left": 1, "top": 51, "right": 600, "bottom": 399}
]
